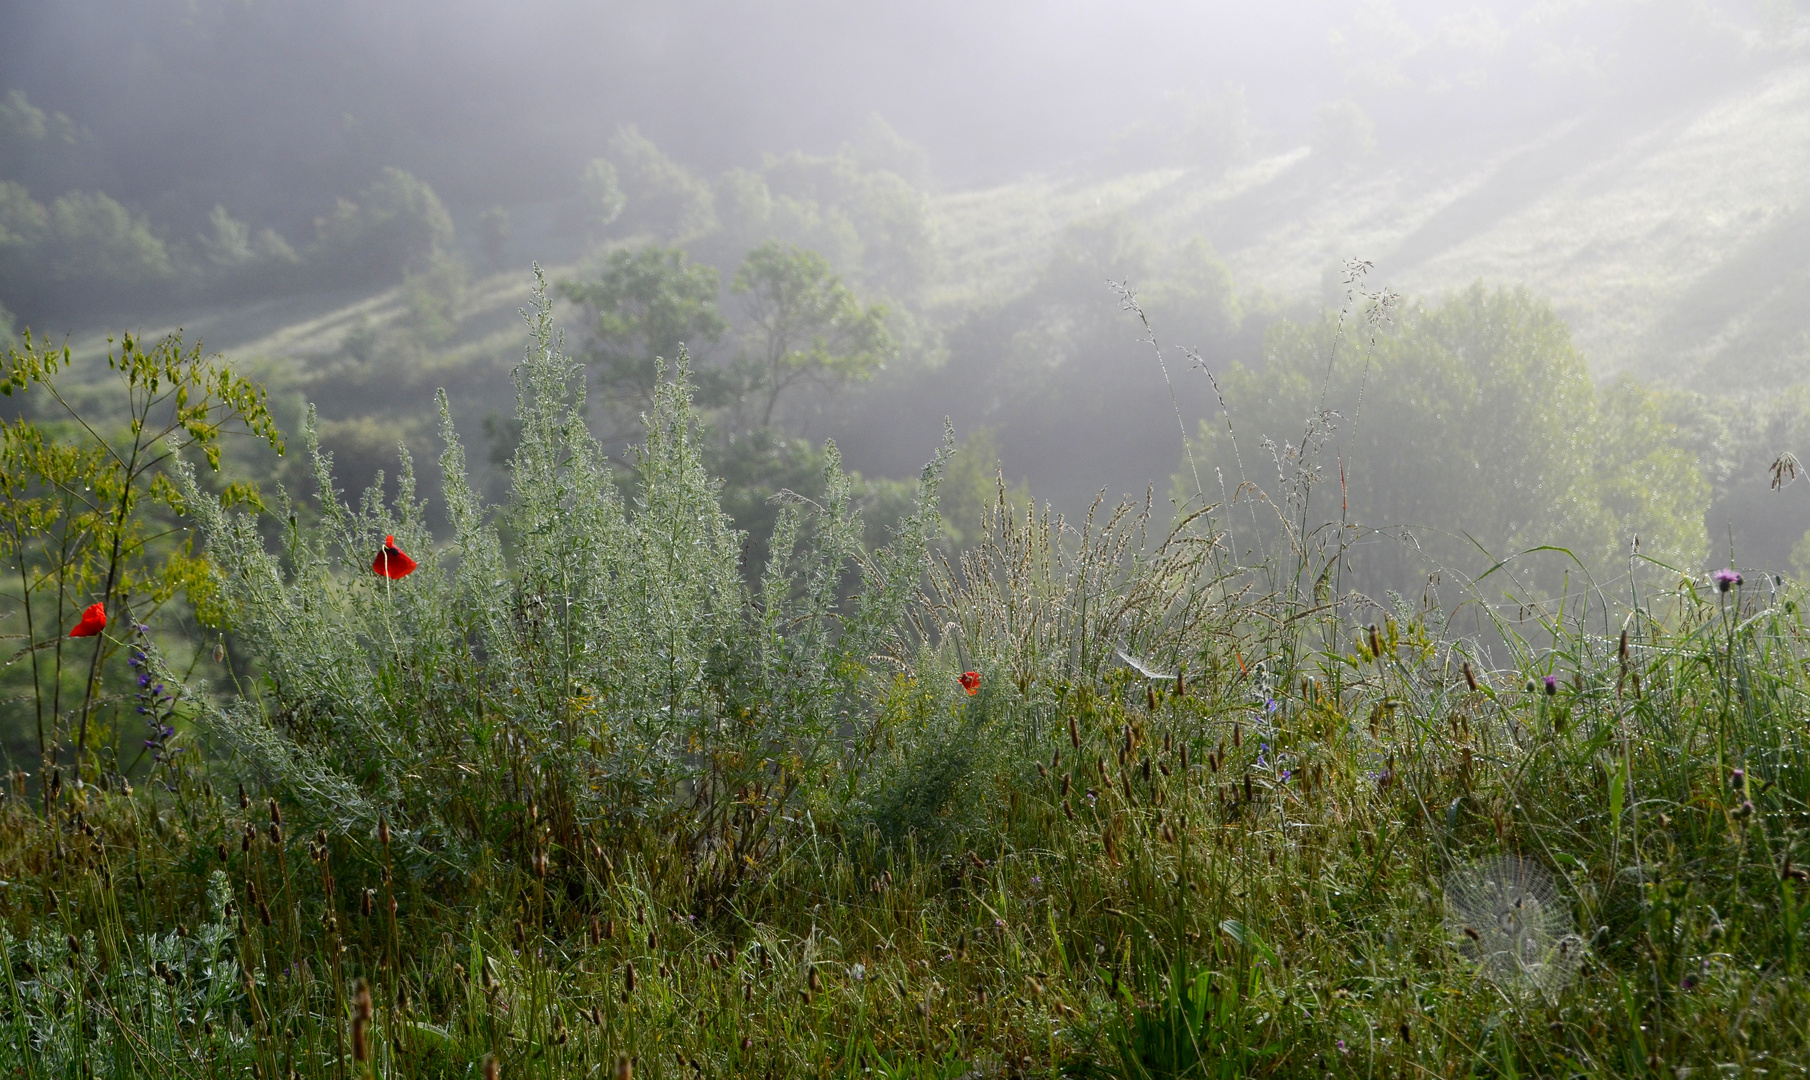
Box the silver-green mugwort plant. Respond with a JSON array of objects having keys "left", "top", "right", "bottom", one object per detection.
[{"left": 171, "top": 270, "right": 948, "bottom": 876}]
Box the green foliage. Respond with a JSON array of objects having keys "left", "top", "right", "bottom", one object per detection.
[
  {"left": 608, "top": 125, "right": 717, "bottom": 241},
  {"left": 716, "top": 149, "right": 936, "bottom": 298},
  {"left": 311, "top": 166, "right": 454, "bottom": 285},
  {"left": 400, "top": 248, "right": 470, "bottom": 345},
  {"left": 196, "top": 203, "right": 297, "bottom": 271},
  {"left": 579, "top": 157, "right": 627, "bottom": 243},
  {"left": 0, "top": 328, "right": 283, "bottom": 778},
  {"left": 557, "top": 247, "right": 731, "bottom": 429},
  {"left": 0, "top": 182, "right": 174, "bottom": 315},
  {"left": 1095, "top": 959, "right": 1275, "bottom": 1079},
  {"left": 732, "top": 240, "right": 894, "bottom": 428},
  {"left": 1201, "top": 283, "right": 1708, "bottom": 587},
  {"left": 172, "top": 272, "right": 944, "bottom": 867},
  {"left": 8, "top": 273, "right": 1810, "bottom": 1078}
]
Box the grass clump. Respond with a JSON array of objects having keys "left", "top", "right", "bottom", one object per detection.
[{"left": 3, "top": 273, "right": 1810, "bottom": 1078}]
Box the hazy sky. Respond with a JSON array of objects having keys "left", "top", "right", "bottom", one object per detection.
[{"left": 2, "top": 0, "right": 1758, "bottom": 226}]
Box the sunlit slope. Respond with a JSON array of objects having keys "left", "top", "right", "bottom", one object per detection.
[{"left": 936, "top": 63, "right": 1810, "bottom": 389}]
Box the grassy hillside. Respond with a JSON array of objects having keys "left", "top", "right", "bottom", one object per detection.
[{"left": 938, "top": 62, "right": 1810, "bottom": 390}]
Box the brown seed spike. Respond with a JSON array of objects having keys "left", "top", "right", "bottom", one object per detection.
[
  {"left": 483, "top": 1055, "right": 502, "bottom": 1080},
  {"left": 1069, "top": 714, "right": 1080, "bottom": 748},
  {"left": 1233, "top": 723, "right": 1241, "bottom": 749},
  {"left": 1147, "top": 686, "right": 1158, "bottom": 711},
  {"left": 351, "top": 980, "right": 373, "bottom": 1062},
  {"left": 1463, "top": 662, "right": 1477, "bottom": 692}
]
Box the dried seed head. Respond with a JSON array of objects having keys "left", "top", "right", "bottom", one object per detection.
[
  {"left": 1068, "top": 714, "right": 1080, "bottom": 748},
  {"left": 1463, "top": 662, "right": 1478, "bottom": 692},
  {"left": 377, "top": 815, "right": 390, "bottom": 847},
  {"left": 624, "top": 961, "right": 637, "bottom": 995},
  {"left": 483, "top": 1054, "right": 501, "bottom": 1080},
  {"left": 268, "top": 799, "right": 282, "bottom": 826},
  {"left": 237, "top": 783, "right": 249, "bottom": 810},
  {"left": 351, "top": 980, "right": 373, "bottom": 1062},
  {"left": 1233, "top": 723, "right": 1242, "bottom": 749},
  {"left": 615, "top": 1058, "right": 632, "bottom": 1080}
]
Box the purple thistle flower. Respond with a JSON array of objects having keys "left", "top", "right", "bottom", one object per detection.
[
  {"left": 1543, "top": 675, "right": 1557, "bottom": 695},
  {"left": 1712, "top": 568, "right": 1742, "bottom": 593}
]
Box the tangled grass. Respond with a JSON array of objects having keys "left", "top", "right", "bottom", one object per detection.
[{"left": 3, "top": 277, "right": 1810, "bottom": 1078}]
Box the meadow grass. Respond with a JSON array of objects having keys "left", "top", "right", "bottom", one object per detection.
[{"left": 3, "top": 280, "right": 1810, "bottom": 1079}]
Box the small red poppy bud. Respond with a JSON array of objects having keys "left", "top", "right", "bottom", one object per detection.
[
  {"left": 372, "top": 535, "right": 418, "bottom": 580},
  {"left": 959, "top": 671, "right": 980, "bottom": 696}
]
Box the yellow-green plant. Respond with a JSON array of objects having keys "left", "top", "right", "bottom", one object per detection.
[{"left": 0, "top": 328, "right": 281, "bottom": 784}]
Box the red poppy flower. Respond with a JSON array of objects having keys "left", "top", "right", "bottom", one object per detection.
[
  {"left": 372, "top": 535, "right": 418, "bottom": 580},
  {"left": 68, "top": 602, "right": 106, "bottom": 638},
  {"left": 959, "top": 670, "right": 980, "bottom": 696}
]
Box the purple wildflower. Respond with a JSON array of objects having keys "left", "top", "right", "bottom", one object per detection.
[
  {"left": 1543, "top": 675, "right": 1557, "bottom": 696},
  {"left": 1712, "top": 568, "right": 1742, "bottom": 592}
]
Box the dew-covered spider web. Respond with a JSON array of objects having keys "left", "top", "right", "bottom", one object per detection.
[{"left": 1444, "top": 855, "right": 1585, "bottom": 1001}]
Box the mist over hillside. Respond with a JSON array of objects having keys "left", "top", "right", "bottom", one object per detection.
[
  {"left": 16, "top": 9, "right": 1810, "bottom": 1075},
  {"left": 6, "top": 0, "right": 1810, "bottom": 582}
]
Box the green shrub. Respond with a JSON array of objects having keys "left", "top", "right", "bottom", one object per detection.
[{"left": 173, "top": 272, "right": 946, "bottom": 872}]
